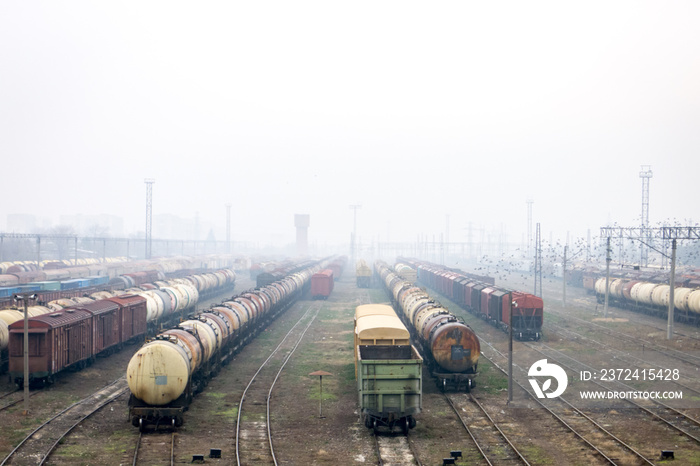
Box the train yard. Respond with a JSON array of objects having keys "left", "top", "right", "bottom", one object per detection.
[{"left": 0, "top": 262, "right": 699, "bottom": 465}]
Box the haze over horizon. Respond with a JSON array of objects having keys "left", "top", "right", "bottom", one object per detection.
[{"left": 2, "top": 2, "right": 698, "bottom": 250}]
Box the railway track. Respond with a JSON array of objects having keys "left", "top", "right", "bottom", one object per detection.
[
  {"left": 235, "top": 303, "right": 321, "bottom": 466},
  {"left": 131, "top": 430, "right": 175, "bottom": 466},
  {"left": 529, "top": 341, "right": 700, "bottom": 444},
  {"left": 0, "top": 389, "right": 35, "bottom": 413},
  {"left": 0, "top": 377, "right": 128, "bottom": 466},
  {"left": 444, "top": 392, "right": 529, "bottom": 465},
  {"left": 546, "top": 309, "right": 700, "bottom": 369},
  {"left": 545, "top": 320, "right": 700, "bottom": 397},
  {"left": 373, "top": 432, "right": 422, "bottom": 466},
  {"left": 479, "top": 340, "right": 655, "bottom": 465}
]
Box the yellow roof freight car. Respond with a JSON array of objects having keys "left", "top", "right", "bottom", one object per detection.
[{"left": 353, "top": 305, "right": 408, "bottom": 362}]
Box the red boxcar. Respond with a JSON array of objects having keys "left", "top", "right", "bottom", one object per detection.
[
  {"left": 8, "top": 309, "right": 94, "bottom": 386},
  {"left": 311, "top": 269, "right": 334, "bottom": 300},
  {"left": 509, "top": 291, "right": 543, "bottom": 340},
  {"left": 106, "top": 295, "right": 148, "bottom": 343}
]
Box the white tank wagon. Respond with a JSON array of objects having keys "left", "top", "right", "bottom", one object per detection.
[
  {"left": 126, "top": 259, "right": 324, "bottom": 431},
  {"left": 594, "top": 277, "right": 700, "bottom": 325}
]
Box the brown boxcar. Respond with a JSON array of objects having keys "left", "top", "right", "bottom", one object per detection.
[
  {"left": 78, "top": 300, "right": 121, "bottom": 355},
  {"left": 311, "top": 269, "right": 334, "bottom": 299},
  {"left": 8, "top": 309, "right": 94, "bottom": 386},
  {"left": 106, "top": 295, "right": 148, "bottom": 343}
]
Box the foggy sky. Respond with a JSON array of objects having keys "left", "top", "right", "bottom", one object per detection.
[{"left": 1, "top": 1, "right": 699, "bottom": 249}]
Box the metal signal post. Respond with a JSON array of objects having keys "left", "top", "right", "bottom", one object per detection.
[{"left": 14, "top": 292, "right": 36, "bottom": 415}]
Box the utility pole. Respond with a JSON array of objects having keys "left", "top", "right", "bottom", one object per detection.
[
  {"left": 445, "top": 214, "right": 450, "bottom": 261},
  {"left": 508, "top": 295, "right": 515, "bottom": 404},
  {"left": 226, "top": 203, "right": 232, "bottom": 254},
  {"left": 349, "top": 205, "right": 361, "bottom": 265},
  {"left": 604, "top": 236, "right": 611, "bottom": 318},
  {"left": 534, "top": 223, "right": 542, "bottom": 297},
  {"left": 562, "top": 245, "right": 567, "bottom": 309},
  {"left": 668, "top": 238, "right": 677, "bottom": 339},
  {"left": 526, "top": 199, "right": 534, "bottom": 259},
  {"left": 144, "top": 178, "right": 155, "bottom": 259},
  {"left": 14, "top": 292, "right": 36, "bottom": 415}
]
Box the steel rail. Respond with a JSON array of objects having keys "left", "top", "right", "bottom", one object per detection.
[
  {"left": 268, "top": 306, "right": 321, "bottom": 465},
  {"left": 235, "top": 304, "right": 316, "bottom": 466},
  {"left": 531, "top": 341, "right": 700, "bottom": 442},
  {"left": 1, "top": 377, "right": 127, "bottom": 466},
  {"left": 481, "top": 340, "right": 640, "bottom": 465}
]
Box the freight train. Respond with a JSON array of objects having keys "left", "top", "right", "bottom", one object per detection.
[
  {"left": 355, "top": 304, "right": 422, "bottom": 433},
  {"left": 5, "top": 268, "right": 236, "bottom": 386},
  {"left": 311, "top": 269, "right": 334, "bottom": 299},
  {"left": 0, "top": 254, "right": 242, "bottom": 307},
  {"left": 375, "top": 261, "right": 480, "bottom": 391},
  {"left": 401, "top": 259, "right": 544, "bottom": 341},
  {"left": 355, "top": 259, "right": 371, "bottom": 288},
  {"left": 327, "top": 255, "right": 348, "bottom": 281},
  {"left": 594, "top": 277, "right": 700, "bottom": 325},
  {"left": 126, "top": 258, "right": 328, "bottom": 430}
]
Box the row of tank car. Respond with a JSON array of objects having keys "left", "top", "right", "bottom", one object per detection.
[
  {"left": 0, "top": 255, "right": 241, "bottom": 305},
  {"left": 594, "top": 277, "right": 700, "bottom": 325},
  {"left": 127, "top": 258, "right": 328, "bottom": 430},
  {"left": 400, "top": 258, "right": 544, "bottom": 341},
  {"left": 4, "top": 268, "right": 236, "bottom": 385},
  {"left": 354, "top": 304, "right": 422, "bottom": 434},
  {"left": 375, "top": 260, "right": 480, "bottom": 391}
]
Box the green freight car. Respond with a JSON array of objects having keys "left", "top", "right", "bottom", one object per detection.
[{"left": 357, "top": 344, "right": 422, "bottom": 434}]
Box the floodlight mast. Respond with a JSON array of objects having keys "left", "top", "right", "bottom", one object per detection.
[{"left": 639, "top": 165, "right": 653, "bottom": 266}]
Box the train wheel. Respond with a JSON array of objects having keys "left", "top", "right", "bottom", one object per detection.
[
  {"left": 138, "top": 418, "right": 145, "bottom": 433},
  {"left": 466, "top": 379, "right": 472, "bottom": 393},
  {"left": 402, "top": 418, "right": 409, "bottom": 435},
  {"left": 409, "top": 416, "right": 416, "bottom": 429},
  {"left": 372, "top": 419, "right": 378, "bottom": 435}
]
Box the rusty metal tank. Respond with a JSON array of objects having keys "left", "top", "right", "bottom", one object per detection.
[{"left": 425, "top": 315, "right": 480, "bottom": 373}]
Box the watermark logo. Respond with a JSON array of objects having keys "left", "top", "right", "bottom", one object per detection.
[{"left": 528, "top": 359, "right": 567, "bottom": 399}]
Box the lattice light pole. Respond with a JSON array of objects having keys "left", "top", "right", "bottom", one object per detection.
[
  {"left": 534, "top": 223, "right": 542, "bottom": 297},
  {"left": 144, "top": 178, "right": 155, "bottom": 259},
  {"left": 600, "top": 226, "right": 700, "bottom": 339},
  {"left": 639, "top": 165, "right": 653, "bottom": 266}
]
